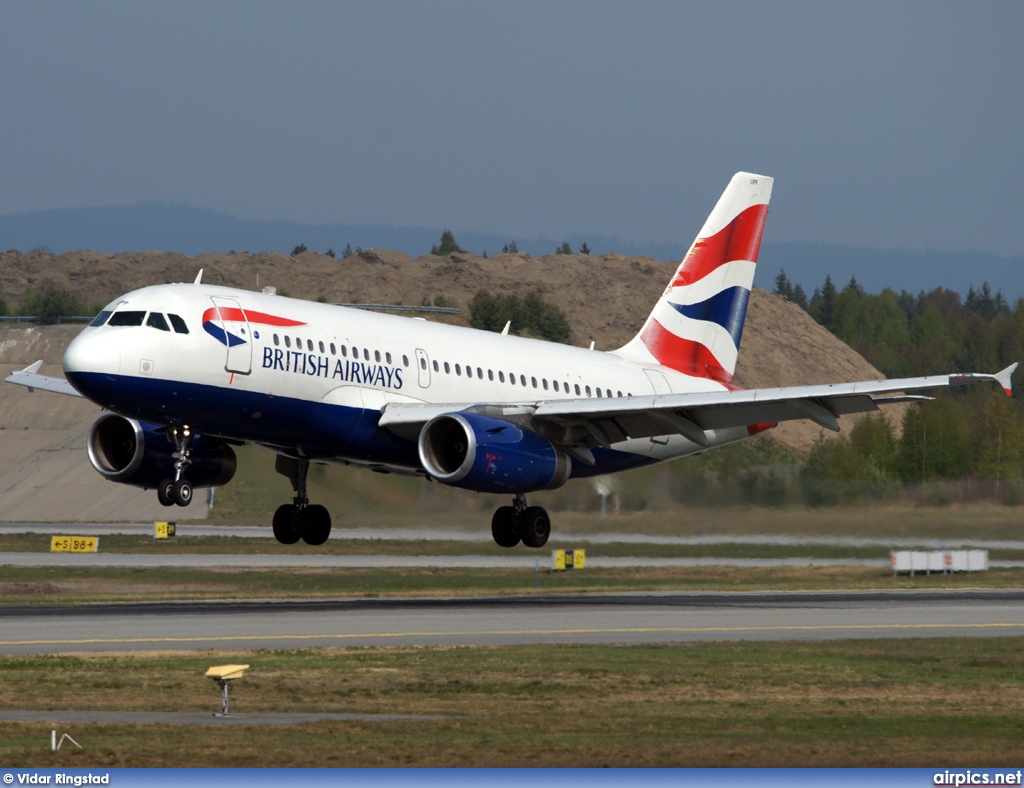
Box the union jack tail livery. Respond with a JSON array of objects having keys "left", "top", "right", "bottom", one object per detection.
[{"left": 617, "top": 172, "right": 773, "bottom": 384}]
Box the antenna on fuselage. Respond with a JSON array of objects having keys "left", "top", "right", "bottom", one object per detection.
[
  {"left": 501, "top": 321, "right": 511, "bottom": 336},
  {"left": 194, "top": 269, "right": 204, "bottom": 285}
]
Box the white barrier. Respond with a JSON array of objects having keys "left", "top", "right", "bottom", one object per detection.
[{"left": 891, "top": 550, "right": 988, "bottom": 575}]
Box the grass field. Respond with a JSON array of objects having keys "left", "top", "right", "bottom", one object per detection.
[
  {"left": 2, "top": 638, "right": 1024, "bottom": 767},
  {"left": 2, "top": 565, "right": 1023, "bottom": 605}
]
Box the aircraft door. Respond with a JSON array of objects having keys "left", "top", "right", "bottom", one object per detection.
[
  {"left": 415, "top": 348, "right": 431, "bottom": 388},
  {"left": 209, "top": 296, "right": 253, "bottom": 375},
  {"left": 644, "top": 368, "right": 671, "bottom": 395}
]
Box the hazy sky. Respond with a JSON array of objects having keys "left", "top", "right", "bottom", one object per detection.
[{"left": 2, "top": 1, "right": 1022, "bottom": 256}]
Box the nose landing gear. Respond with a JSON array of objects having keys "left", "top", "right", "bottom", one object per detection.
[
  {"left": 157, "top": 425, "right": 195, "bottom": 507},
  {"left": 491, "top": 494, "right": 551, "bottom": 549},
  {"left": 272, "top": 455, "right": 332, "bottom": 546}
]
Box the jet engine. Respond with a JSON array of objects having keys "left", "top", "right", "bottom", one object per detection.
[
  {"left": 417, "top": 412, "right": 571, "bottom": 494},
  {"left": 87, "top": 414, "right": 237, "bottom": 490}
]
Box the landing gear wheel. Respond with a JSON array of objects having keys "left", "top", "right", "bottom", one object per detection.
[
  {"left": 173, "top": 479, "right": 193, "bottom": 507},
  {"left": 272, "top": 504, "right": 301, "bottom": 545},
  {"left": 491, "top": 506, "right": 520, "bottom": 548},
  {"left": 157, "top": 479, "right": 176, "bottom": 507},
  {"left": 519, "top": 506, "right": 551, "bottom": 548},
  {"left": 298, "top": 504, "right": 332, "bottom": 546}
]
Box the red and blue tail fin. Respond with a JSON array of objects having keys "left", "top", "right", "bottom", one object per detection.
[{"left": 616, "top": 172, "right": 773, "bottom": 384}]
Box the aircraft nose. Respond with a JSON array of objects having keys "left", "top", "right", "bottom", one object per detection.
[{"left": 63, "top": 329, "right": 121, "bottom": 388}]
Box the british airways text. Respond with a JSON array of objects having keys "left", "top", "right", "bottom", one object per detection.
[{"left": 262, "top": 348, "right": 404, "bottom": 389}]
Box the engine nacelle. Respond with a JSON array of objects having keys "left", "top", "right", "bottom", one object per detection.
[
  {"left": 87, "top": 414, "right": 237, "bottom": 490},
  {"left": 417, "top": 412, "right": 571, "bottom": 494}
]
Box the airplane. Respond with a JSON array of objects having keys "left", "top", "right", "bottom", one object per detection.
[{"left": 6, "top": 172, "right": 1017, "bottom": 548}]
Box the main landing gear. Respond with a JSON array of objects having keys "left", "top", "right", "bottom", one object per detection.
[
  {"left": 491, "top": 494, "right": 551, "bottom": 549},
  {"left": 158, "top": 425, "right": 194, "bottom": 507},
  {"left": 272, "top": 455, "right": 332, "bottom": 546}
]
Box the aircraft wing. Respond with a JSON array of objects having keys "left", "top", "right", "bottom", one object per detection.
[
  {"left": 4, "top": 360, "right": 84, "bottom": 397},
  {"left": 380, "top": 364, "right": 1017, "bottom": 451}
]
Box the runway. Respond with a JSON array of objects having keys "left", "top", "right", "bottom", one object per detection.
[
  {"left": 2, "top": 590, "right": 1023, "bottom": 655},
  {"left": 6, "top": 521, "right": 1024, "bottom": 550}
]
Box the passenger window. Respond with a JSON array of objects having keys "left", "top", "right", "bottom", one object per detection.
[
  {"left": 433, "top": 360, "right": 439, "bottom": 372},
  {"left": 386, "top": 352, "right": 392, "bottom": 365},
  {"left": 285, "top": 336, "right": 291, "bottom": 348},
  {"left": 575, "top": 384, "right": 581, "bottom": 395},
  {"left": 295, "top": 337, "right": 301, "bottom": 348},
  {"left": 444, "top": 362, "right": 450, "bottom": 374},
  {"left": 520, "top": 375, "right": 526, "bottom": 386},
  {"left": 542, "top": 379, "right": 548, "bottom": 390},
  {"left": 509, "top": 373, "right": 515, "bottom": 385},
  {"left": 499, "top": 371, "right": 505, "bottom": 383},
  {"left": 341, "top": 346, "right": 348, "bottom": 357},
  {"left": 330, "top": 343, "right": 336, "bottom": 355},
  {"left": 273, "top": 334, "right": 280, "bottom": 347},
  {"left": 146, "top": 312, "right": 170, "bottom": 331},
  {"left": 363, "top": 349, "right": 370, "bottom": 361},
  {"left": 107, "top": 311, "right": 146, "bottom": 327},
  {"left": 353, "top": 347, "right": 359, "bottom": 358},
  {"left": 552, "top": 380, "right": 559, "bottom": 392},
  {"left": 168, "top": 314, "right": 189, "bottom": 334},
  {"left": 617, "top": 391, "right": 623, "bottom": 398},
  {"left": 607, "top": 389, "right": 612, "bottom": 398},
  {"left": 403, "top": 355, "right": 409, "bottom": 367},
  {"left": 307, "top": 339, "right": 314, "bottom": 352},
  {"left": 586, "top": 386, "right": 592, "bottom": 397},
  {"left": 420, "top": 357, "right": 426, "bottom": 370},
  {"left": 455, "top": 363, "right": 462, "bottom": 376},
  {"left": 596, "top": 388, "right": 602, "bottom": 398},
  {"left": 319, "top": 341, "right": 325, "bottom": 353},
  {"left": 531, "top": 377, "right": 537, "bottom": 388},
  {"left": 89, "top": 310, "right": 112, "bottom": 327},
  {"left": 488, "top": 370, "right": 494, "bottom": 381},
  {"left": 375, "top": 350, "right": 381, "bottom": 362}
]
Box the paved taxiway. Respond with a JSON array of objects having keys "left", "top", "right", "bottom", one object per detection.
[{"left": 2, "top": 591, "right": 1023, "bottom": 655}]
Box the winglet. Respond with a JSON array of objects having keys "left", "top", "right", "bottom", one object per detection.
[
  {"left": 22, "top": 360, "right": 43, "bottom": 375},
  {"left": 194, "top": 269, "right": 204, "bottom": 285},
  {"left": 996, "top": 363, "right": 1018, "bottom": 397}
]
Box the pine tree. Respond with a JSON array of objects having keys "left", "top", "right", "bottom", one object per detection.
[{"left": 431, "top": 229, "right": 461, "bottom": 256}]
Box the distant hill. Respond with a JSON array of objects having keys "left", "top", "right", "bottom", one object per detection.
[{"left": 2, "top": 202, "right": 1022, "bottom": 300}]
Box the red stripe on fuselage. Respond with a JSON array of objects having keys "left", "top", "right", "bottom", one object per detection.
[
  {"left": 639, "top": 318, "right": 733, "bottom": 384},
  {"left": 202, "top": 307, "right": 307, "bottom": 327},
  {"left": 670, "top": 203, "right": 768, "bottom": 289}
]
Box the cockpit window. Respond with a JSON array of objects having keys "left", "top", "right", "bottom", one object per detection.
[
  {"left": 89, "top": 311, "right": 112, "bottom": 327},
  {"left": 107, "top": 311, "right": 146, "bottom": 327},
  {"left": 146, "top": 312, "right": 171, "bottom": 331},
  {"left": 168, "top": 314, "right": 189, "bottom": 334}
]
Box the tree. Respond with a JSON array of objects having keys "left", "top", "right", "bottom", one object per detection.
[
  {"left": 811, "top": 275, "right": 837, "bottom": 331},
  {"left": 431, "top": 229, "right": 461, "bottom": 256},
  {"left": 578, "top": 242, "right": 591, "bottom": 255},
  {"left": 502, "top": 241, "right": 518, "bottom": 254},
  {"left": 291, "top": 243, "right": 308, "bottom": 256},
  {"left": 791, "top": 283, "right": 809, "bottom": 310},
  {"left": 468, "top": 288, "right": 571, "bottom": 343},
  {"left": 774, "top": 269, "right": 793, "bottom": 298},
  {"left": 555, "top": 242, "right": 573, "bottom": 255},
  {"left": 325, "top": 248, "right": 335, "bottom": 259},
  {"left": 895, "top": 395, "right": 971, "bottom": 482},
  {"left": 18, "top": 285, "right": 86, "bottom": 324},
  {"left": 342, "top": 244, "right": 353, "bottom": 258}
]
